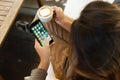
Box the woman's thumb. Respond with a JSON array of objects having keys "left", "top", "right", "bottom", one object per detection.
[{"left": 45, "top": 37, "right": 50, "bottom": 46}]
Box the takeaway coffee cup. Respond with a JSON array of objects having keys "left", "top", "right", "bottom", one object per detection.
[{"left": 37, "top": 6, "right": 53, "bottom": 22}]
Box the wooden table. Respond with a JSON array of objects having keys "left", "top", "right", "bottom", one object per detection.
[{"left": 0, "top": 0, "right": 24, "bottom": 46}]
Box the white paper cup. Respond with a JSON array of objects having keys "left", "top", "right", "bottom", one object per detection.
[{"left": 37, "top": 6, "right": 53, "bottom": 22}]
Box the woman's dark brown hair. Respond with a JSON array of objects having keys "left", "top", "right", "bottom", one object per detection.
[{"left": 68, "top": 1, "right": 120, "bottom": 80}]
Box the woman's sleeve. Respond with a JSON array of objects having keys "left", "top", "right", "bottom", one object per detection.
[{"left": 29, "top": 68, "right": 47, "bottom": 80}]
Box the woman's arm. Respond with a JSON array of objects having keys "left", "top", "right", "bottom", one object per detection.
[
  {"left": 29, "top": 39, "right": 52, "bottom": 80},
  {"left": 53, "top": 6, "right": 74, "bottom": 32},
  {"left": 61, "top": 15, "right": 74, "bottom": 32},
  {"left": 35, "top": 39, "right": 50, "bottom": 70}
]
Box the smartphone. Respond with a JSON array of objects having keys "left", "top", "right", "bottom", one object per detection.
[{"left": 29, "top": 19, "right": 54, "bottom": 46}]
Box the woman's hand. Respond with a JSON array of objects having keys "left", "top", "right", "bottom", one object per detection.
[
  {"left": 53, "top": 6, "right": 74, "bottom": 32},
  {"left": 53, "top": 6, "right": 65, "bottom": 26},
  {"left": 34, "top": 38, "right": 51, "bottom": 70}
]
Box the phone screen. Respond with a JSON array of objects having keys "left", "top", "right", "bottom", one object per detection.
[{"left": 30, "top": 19, "right": 53, "bottom": 46}]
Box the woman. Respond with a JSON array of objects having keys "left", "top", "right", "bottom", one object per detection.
[{"left": 29, "top": 1, "right": 120, "bottom": 80}]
